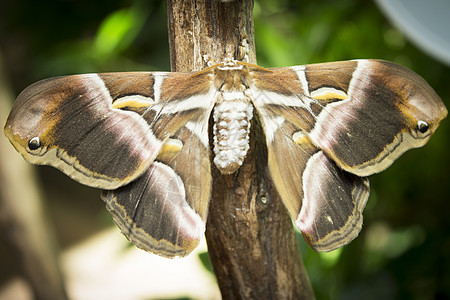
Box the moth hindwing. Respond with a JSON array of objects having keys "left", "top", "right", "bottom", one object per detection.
[{"left": 4, "top": 60, "right": 447, "bottom": 256}]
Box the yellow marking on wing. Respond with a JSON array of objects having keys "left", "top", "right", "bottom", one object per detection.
[
  {"left": 293, "top": 131, "right": 312, "bottom": 145},
  {"left": 112, "top": 96, "right": 154, "bottom": 109},
  {"left": 310, "top": 87, "right": 347, "bottom": 101},
  {"left": 161, "top": 138, "right": 183, "bottom": 153},
  {"left": 157, "top": 138, "right": 184, "bottom": 161}
]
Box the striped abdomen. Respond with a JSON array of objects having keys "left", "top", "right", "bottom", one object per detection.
[{"left": 212, "top": 92, "right": 253, "bottom": 174}]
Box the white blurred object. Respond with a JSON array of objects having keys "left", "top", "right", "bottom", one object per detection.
[
  {"left": 61, "top": 228, "right": 220, "bottom": 300},
  {"left": 375, "top": 0, "right": 450, "bottom": 66}
]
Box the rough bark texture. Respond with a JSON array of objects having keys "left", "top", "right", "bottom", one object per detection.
[
  {"left": 167, "top": 0, "right": 256, "bottom": 72},
  {"left": 167, "top": 1, "right": 315, "bottom": 299},
  {"left": 0, "top": 54, "right": 68, "bottom": 300}
]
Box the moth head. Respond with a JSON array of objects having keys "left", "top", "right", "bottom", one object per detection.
[
  {"left": 404, "top": 86, "right": 447, "bottom": 142},
  {"left": 4, "top": 78, "right": 59, "bottom": 160},
  {"left": 388, "top": 64, "right": 448, "bottom": 142}
]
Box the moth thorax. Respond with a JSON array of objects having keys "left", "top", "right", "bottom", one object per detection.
[{"left": 213, "top": 95, "right": 253, "bottom": 174}]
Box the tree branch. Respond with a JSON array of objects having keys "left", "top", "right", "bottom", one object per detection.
[{"left": 166, "top": 0, "right": 314, "bottom": 298}]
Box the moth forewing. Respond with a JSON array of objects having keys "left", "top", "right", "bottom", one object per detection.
[
  {"left": 304, "top": 60, "right": 447, "bottom": 177},
  {"left": 4, "top": 74, "right": 163, "bottom": 189}
]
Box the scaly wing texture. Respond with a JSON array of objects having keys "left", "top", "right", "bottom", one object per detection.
[
  {"left": 250, "top": 60, "right": 446, "bottom": 251},
  {"left": 102, "top": 122, "right": 212, "bottom": 257},
  {"left": 4, "top": 70, "right": 216, "bottom": 257},
  {"left": 250, "top": 74, "right": 369, "bottom": 251},
  {"left": 292, "top": 60, "right": 447, "bottom": 176},
  {"left": 4, "top": 73, "right": 164, "bottom": 189},
  {"left": 101, "top": 70, "right": 215, "bottom": 257}
]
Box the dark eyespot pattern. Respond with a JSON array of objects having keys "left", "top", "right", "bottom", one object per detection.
[
  {"left": 417, "top": 121, "right": 429, "bottom": 134},
  {"left": 28, "top": 137, "right": 41, "bottom": 150}
]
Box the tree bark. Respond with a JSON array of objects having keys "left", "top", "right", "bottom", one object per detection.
[
  {"left": 167, "top": 1, "right": 314, "bottom": 299},
  {"left": 167, "top": 0, "right": 256, "bottom": 72}
]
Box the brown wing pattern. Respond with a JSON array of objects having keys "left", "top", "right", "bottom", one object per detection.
[
  {"left": 252, "top": 60, "right": 446, "bottom": 251},
  {"left": 4, "top": 60, "right": 446, "bottom": 256}
]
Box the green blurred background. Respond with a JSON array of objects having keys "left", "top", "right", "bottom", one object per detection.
[{"left": 1, "top": 0, "right": 449, "bottom": 299}]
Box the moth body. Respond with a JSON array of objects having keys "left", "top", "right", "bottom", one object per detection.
[{"left": 212, "top": 91, "right": 253, "bottom": 174}]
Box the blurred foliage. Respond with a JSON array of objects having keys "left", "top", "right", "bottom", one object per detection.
[{"left": 1, "top": 0, "right": 449, "bottom": 299}]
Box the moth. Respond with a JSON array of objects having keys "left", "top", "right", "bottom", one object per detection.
[{"left": 4, "top": 60, "right": 447, "bottom": 257}]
